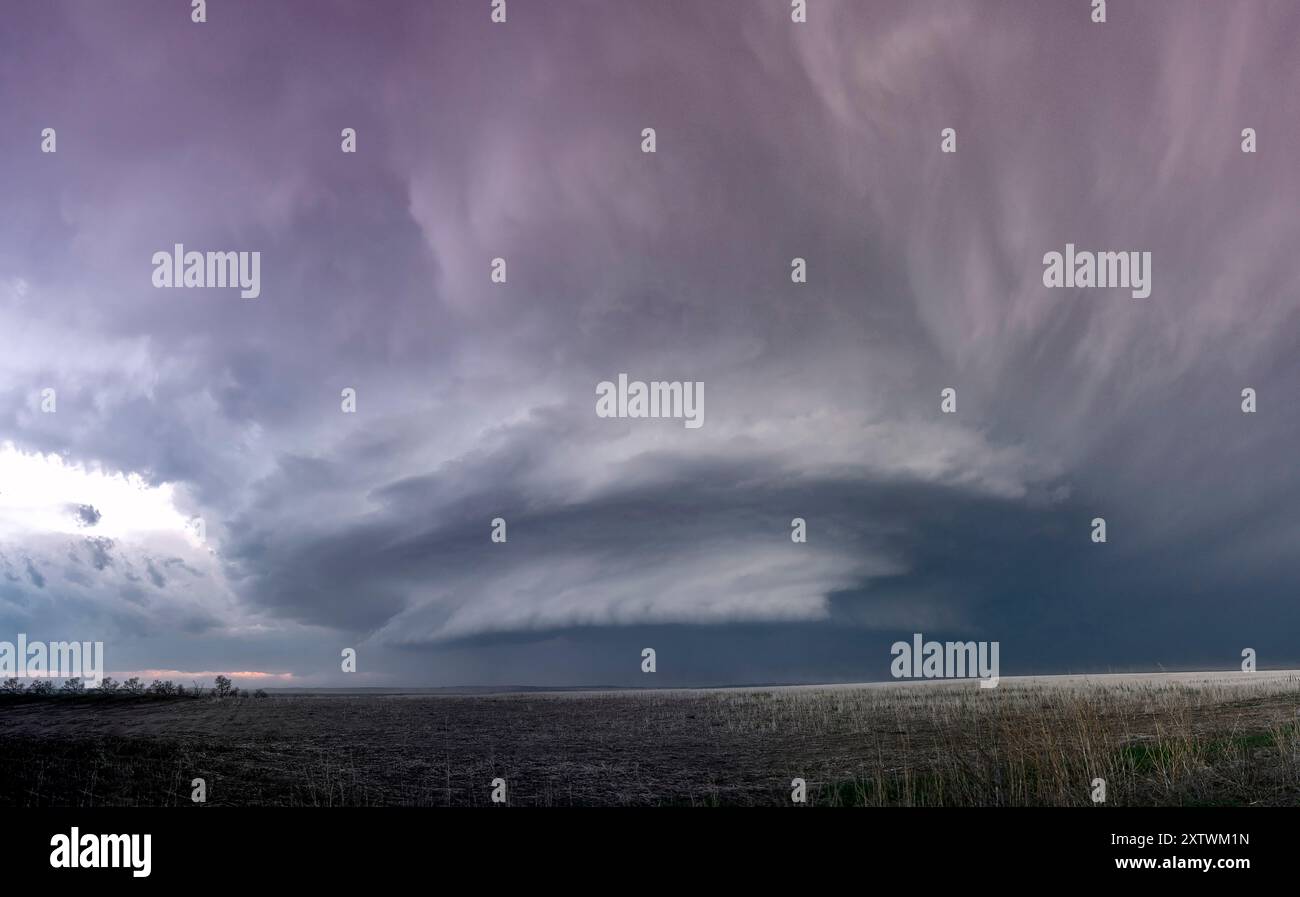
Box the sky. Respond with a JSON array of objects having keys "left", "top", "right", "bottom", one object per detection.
[{"left": 0, "top": 0, "right": 1297, "bottom": 688}]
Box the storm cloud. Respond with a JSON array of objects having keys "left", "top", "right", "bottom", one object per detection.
[{"left": 0, "top": 0, "right": 1296, "bottom": 686}]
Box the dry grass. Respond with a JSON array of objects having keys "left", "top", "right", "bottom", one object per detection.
[{"left": 1, "top": 672, "right": 1297, "bottom": 806}]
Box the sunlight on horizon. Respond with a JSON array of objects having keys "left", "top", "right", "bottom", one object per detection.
[{"left": 0, "top": 441, "right": 198, "bottom": 544}]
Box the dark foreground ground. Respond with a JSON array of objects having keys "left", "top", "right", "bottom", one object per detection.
[{"left": 2, "top": 673, "right": 1298, "bottom": 806}]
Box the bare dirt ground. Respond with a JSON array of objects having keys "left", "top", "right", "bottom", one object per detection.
[{"left": 2, "top": 672, "right": 1298, "bottom": 806}]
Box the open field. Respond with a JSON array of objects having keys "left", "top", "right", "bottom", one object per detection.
[{"left": 2, "top": 672, "right": 1298, "bottom": 807}]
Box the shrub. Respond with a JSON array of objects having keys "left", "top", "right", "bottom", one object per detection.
[
  {"left": 29, "top": 679, "right": 55, "bottom": 696},
  {"left": 213, "top": 675, "right": 235, "bottom": 698},
  {"left": 254, "top": 689, "right": 268, "bottom": 699},
  {"left": 122, "top": 677, "right": 144, "bottom": 694},
  {"left": 1, "top": 678, "right": 24, "bottom": 695},
  {"left": 96, "top": 676, "right": 119, "bottom": 693},
  {"left": 60, "top": 677, "right": 85, "bottom": 694}
]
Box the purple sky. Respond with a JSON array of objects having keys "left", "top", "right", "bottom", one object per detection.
[{"left": 0, "top": 0, "right": 1298, "bottom": 687}]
